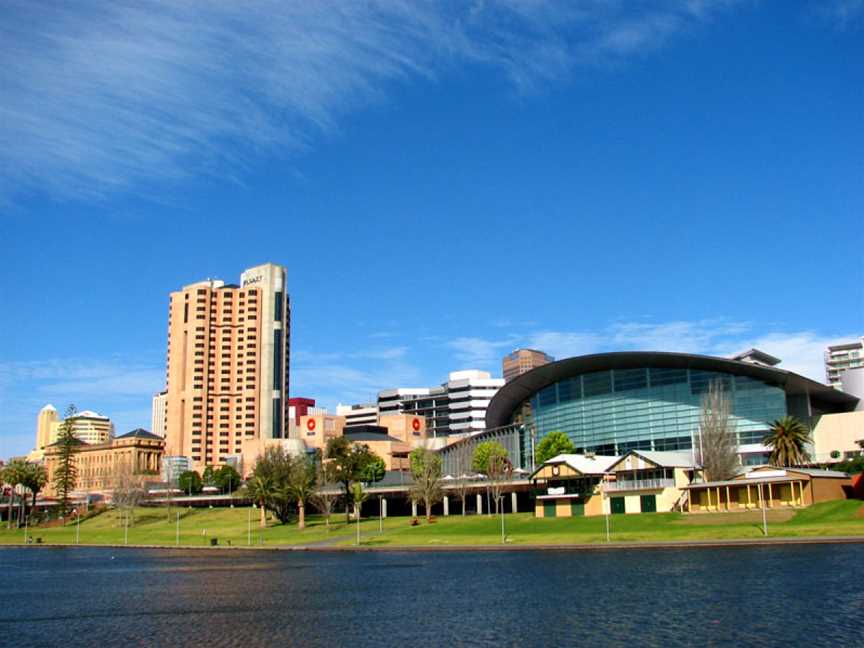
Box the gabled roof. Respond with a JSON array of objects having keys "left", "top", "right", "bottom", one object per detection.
[
  {"left": 533, "top": 453, "right": 620, "bottom": 478},
  {"left": 609, "top": 450, "right": 698, "bottom": 471},
  {"left": 116, "top": 428, "right": 163, "bottom": 441},
  {"left": 745, "top": 465, "right": 850, "bottom": 479}
]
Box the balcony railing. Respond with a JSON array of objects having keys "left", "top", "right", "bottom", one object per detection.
[{"left": 603, "top": 478, "right": 675, "bottom": 492}]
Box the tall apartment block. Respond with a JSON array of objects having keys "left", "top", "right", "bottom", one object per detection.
[
  {"left": 151, "top": 390, "right": 167, "bottom": 437},
  {"left": 503, "top": 348, "right": 554, "bottom": 383},
  {"left": 163, "top": 263, "right": 290, "bottom": 471},
  {"left": 825, "top": 337, "right": 864, "bottom": 388},
  {"left": 378, "top": 370, "right": 504, "bottom": 437}
]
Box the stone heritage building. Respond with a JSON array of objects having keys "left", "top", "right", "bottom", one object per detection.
[{"left": 43, "top": 429, "right": 165, "bottom": 497}]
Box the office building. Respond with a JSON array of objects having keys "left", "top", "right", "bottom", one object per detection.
[
  {"left": 503, "top": 349, "right": 554, "bottom": 383},
  {"left": 825, "top": 337, "right": 864, "bottom": 388},
  {"left": 151, "top": 391, "right": 167, "bottom": 438},
  {"left": 162, "top": 263, "right": 290, "bottom": 472},
  {"left": 378, "top": 370, "right": 504, "bottom": 438},
  {"left": 335, "top": 403, "right": 379, "bottom": 428}
]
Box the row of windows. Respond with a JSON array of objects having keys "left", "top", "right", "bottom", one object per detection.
[{"left": 527, "top": 368, "right": 787, "bottom": 454}]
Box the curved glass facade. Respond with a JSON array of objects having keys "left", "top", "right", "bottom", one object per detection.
[{"left": 523, "top": 367, "right": 787, "bottom": 455}]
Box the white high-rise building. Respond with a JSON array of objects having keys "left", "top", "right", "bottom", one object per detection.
[
  {"left": 378, "top": 370, "right": 504, "bottom": 438},
  {"left": 335, "top": 403, "right": 379, "bottom": 428},
  {"left": 825, "top": 337, "right": 864, "bottom": 388},
  {"left": 151, "top": 390, "right": 167, "bottom": 438}
]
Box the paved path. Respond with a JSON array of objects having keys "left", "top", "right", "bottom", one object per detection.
[{"left": 4, "top": 534, "right": 864, "bottom": 552}]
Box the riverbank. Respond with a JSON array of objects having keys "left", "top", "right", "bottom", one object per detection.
[{"left": 2, "top": 500, "right": 862, "bottom": 549}]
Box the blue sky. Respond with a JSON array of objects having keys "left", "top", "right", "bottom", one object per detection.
[{"left": 1, "top": 1, "right": 862, "bottom": 458}]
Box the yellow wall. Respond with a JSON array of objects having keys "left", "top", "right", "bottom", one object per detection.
[{"left": 813, "top": 411, "right": 864, "bottom": 460}]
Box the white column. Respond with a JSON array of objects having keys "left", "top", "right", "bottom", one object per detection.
[
  {"left": 382, "top": 498, "right": 387, "bottom": 519},
  {"left": 411, "top": 500, "right": 418, "bottom": 517},
  {"left": 443, "top": 496, "right": 449, "bottom": 516},
  {"left": 476, "top": 493, "right": 483, "bottom": 515},
  {"left": 511, "top": 492, "right": 518, "bottom": 514}
]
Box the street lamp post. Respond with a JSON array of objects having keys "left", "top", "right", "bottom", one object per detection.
[
  {"left": 603, "top": 474, "right": 611, "bottom": 543},
  {"left": 247, "top": 506, "right": 252, "bottom": 546},
  {"left": 759, "top": 483, "right": 768, "bottom": 536},
  {"left": 74, "top": 509, "right": 80, "bottom": 545}
]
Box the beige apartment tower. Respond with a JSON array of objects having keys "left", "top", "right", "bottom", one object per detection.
[
  {"left": 163, "top": 263, "right": 290, "bottom": 471},
  {"left": 503, "top": 348, "right": 554, "bottom": 383}
]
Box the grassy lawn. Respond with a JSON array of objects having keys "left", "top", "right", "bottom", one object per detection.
[{"left": 1, "top": 501, "right": 862, "bottom": 548}]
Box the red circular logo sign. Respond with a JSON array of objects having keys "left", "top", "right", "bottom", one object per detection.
[
  {"left": 306, "top": 418, "right": 316, "bottom": 431},
  {"left": 412, "top": 418, "right": 421, "bottom": 431}
]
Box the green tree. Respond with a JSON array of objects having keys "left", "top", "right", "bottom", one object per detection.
[
  {"left": 835, "top": 454, "right": 864, "bottom": 475},
  {"left": 21, "top": 463, "right": 48, "bottom": 511},
  {"left": 285, "top": 454, "right": 316, "bottom": 530},
  {"left": 178, "top": 470, "right": 203, "bottom": 495},
  {"left": 244, "top": 474, "right": 272, "bottom": 528},
  {"left": 472, "top": 441, "right": 509, "bottom": 475},
  {"left": 202, "top": 466, "right": 217, "bottom": 488},
  {"left": 251, "top": 447, "right": 294, "bottom": 524},
  {"left": 215, "top": 465, "right": 241, "bottom": 493},
  {"left": 53, "top": 404, "right": 80, "bottom": 516},
  {"left": 324, "top": 437, "right": 383, "bottom": 523},
  {"left": 409, "top": 448, "right": 443, "bottom": 522},
  {"left": 535, "top": 431, "right": 575, "bottom": 464},
  {"left": 3, "top": 459, "right": 27, "bottom": 528},
  {"left": 360, "top": 455, "right": 386, "bottom": 484},
  {"left": 350, "top": 482, "right": 369, "bottom": 545},
  {"left": 764, "top": 416, "right": 812, "bottom": 467}
]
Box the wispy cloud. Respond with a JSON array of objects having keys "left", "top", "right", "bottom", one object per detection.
[
  {"left": 447, "top": 335, "right": 520, "bottom": 366},
  {"left": 822, "top": 0, "right": 864, "bottom": 27},
  {"left": 292, "top": 347, "right": 423, "bottom": 409},
  {"left": 0, "top": 356, "right": 164, "bottom": 457},
  {"left": 446, "top": 320, "right": 857, "bottom": 382},
  {"left": 0, "top": 0, "right": 740, "bottom": 205}
]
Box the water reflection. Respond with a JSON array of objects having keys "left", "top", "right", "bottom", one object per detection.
[{"left": 2, "top": 546, "right": 863, "bottom": 647}]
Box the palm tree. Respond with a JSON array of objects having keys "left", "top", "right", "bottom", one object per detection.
[
  {"left": 244, "top": 475, "right": 273, "bottom": 528},
  {"left": 286, "top": 455, "right": 316, "bottom": 530},
  {"left": 763, "top": 416, "right": 811, "bottom": 467},
  {"left": 350, "top": 482, "right": 368, "bottom": 545}
]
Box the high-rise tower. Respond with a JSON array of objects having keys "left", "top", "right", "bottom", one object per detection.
[{"left": 163, "top": 263, "right": 290, "bottom": 471}]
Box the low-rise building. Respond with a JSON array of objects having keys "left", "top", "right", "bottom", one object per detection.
[
  {"left": 530, "top": 450, "right": 700, "bottom": 517},
  {"left": 683, "top": 466, "right": 852, "bottom": 512}
]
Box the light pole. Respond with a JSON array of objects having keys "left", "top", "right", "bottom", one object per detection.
[
  {"left": 124, "top": 509, "right": 129, "bottom": 545},
  {"left": 74, "top": 509, "right": 80, "bottom": 545},
  {"left": 759, "top": 483, "right": 768, "bottom": 536},
  {"left": 176, "top": 511, "right": 180, "bottom": 546},
  {"left": 603, "top": 474, "right": 611, "bottom": 543},
  {"left": 247, "top": 506, "right": 252, "bottom": 546}
]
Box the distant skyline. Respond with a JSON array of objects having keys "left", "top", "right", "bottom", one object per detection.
[{"left": 2, "top": 1, "right": 862, "bottom": 457}]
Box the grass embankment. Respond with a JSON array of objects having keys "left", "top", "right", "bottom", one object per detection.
[{"left": 1, "top": 501, "right": 862, "bottom": 548}]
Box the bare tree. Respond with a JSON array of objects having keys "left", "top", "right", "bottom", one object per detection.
[
  {"left": 696, "top": 379, "right": 740, "bottom": 482},
  {"left": 111, "top": 460, "right": 146, "bottom": 528},
  {"left": 487, "top": 453, "right": 513, "bottom": 515},
  {"left": 309, "top": 461, "right": 339, "bottom": 530},
  {"left": 409, "top": 448, "right": 443, "bottom": 522},
  {"left": 451, "top": 441, "right": 474, "bottom": 516}
]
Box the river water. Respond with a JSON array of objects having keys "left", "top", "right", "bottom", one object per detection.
[{"left": 2, "top": 545, "right": 863, "bottom": 647}]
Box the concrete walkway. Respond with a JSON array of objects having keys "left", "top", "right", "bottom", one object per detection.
[{"left": 4, "top": 535, "right": 864, "bottom": 552}]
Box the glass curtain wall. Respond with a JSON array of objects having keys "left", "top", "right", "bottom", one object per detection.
[{"left": 525, "top": 368, "right": 786, "bottom": 455}]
